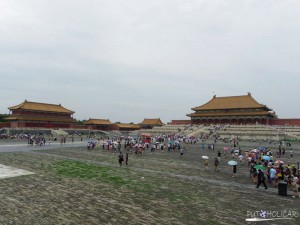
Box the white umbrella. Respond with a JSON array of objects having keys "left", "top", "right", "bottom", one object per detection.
[
  {"left": 228, "top": 161, "right": 237, "bottom": 166},
  {"left": 202, "top": 156, "right": 209, "bottom": 159}
]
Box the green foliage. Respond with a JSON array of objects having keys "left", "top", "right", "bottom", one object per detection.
[
  {"left": 74, "top": 120, "right": 86, "bottom": 125},
  {"left": 0, "top": 114, "right": 9, "bottom": 122}
]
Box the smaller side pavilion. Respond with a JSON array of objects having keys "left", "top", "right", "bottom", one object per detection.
[
  {"left": 139, "top": 118, "right": 164, "bottom": 129},
  {"left": 113, "top": 123, "right": 140, "bottom": 131},
  {"left": 85, "top": 119, "right": 113, "bottom": 131}
]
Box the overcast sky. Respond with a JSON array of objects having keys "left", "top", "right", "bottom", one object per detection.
[{"left": 0, "top": 0, "right": 299, "bottom": 123}]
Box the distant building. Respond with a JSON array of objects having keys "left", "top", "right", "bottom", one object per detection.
[
  {"left": 139, "top": 118, "right": 164, "bottom": 129},
  {"left": 5, "top": 100, "right": 75, "bottom": 128},
  {"left": 113, "top": 123, "right": 140, "bottom": 131},
  {"left": 187, "top": 93, "right": 277, "bottom": 125},
  {"left": 85, "top": 119, "right": 113, "bottom": 131}
]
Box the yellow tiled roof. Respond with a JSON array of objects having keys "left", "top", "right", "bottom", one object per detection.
[
  {"left": 192, "top": 93, "right": 271, "bottom": 111},
  {"left": 5, "top": 116, "right": 76, "bottom": 123},
  {"left": 9, "top": 101, "right": 74, "bottom": 113},
  {"left": 86, "top": 119, "right": 113, "bottom": 125},
  {"left": 140, "top": 118, "right": 164, "bottom": 125},
  {"left": 187, "top": 111, "right": 276, "bottom": 117},
  {"left": 115, "top": 123, "right": 140, "bottom": 129}
]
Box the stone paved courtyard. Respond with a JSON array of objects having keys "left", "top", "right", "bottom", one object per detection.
[{"left": 0, "top": 140, "right": 299, "bottom": 225}]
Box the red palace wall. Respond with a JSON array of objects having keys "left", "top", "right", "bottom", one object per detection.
[
  {"left": 11, "top": 111, "right": 72, "bottom": 118},
  {"left": 0, "top": 122, "right": 9, "bottom": 128},
  {"left": 71, "top": 125, "right": 88, "bottom": 129},
  {"left": 170, "top": 120, "right": 192, "bottom": 125},
  {"left": 270, "top": 119, "right": 300, "bottom": 126}
]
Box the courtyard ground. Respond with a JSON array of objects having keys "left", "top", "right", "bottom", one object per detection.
[{"left": 0, "top": 140, "right": 299, "bottom": 225}]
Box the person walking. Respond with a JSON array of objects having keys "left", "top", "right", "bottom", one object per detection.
[
  {"left": 269, "top": 166, "right": 277, "bottom": 187},
  {"left": 256, "top": 169, "right": 268, "bottom": 189},
  {"left": 180, "top": 148, "right": 184, "bottom": 158},
  {"left": 238, "top": 154, "right": 244, "bottom": 165},
  {"left": 118, "top": 152, "right": 124, "bottom": 166},
  {"left": 289, "top": 176, "right": 299, "bottom": 198},
  {"left": 214, "top": 157, "right": 219, "bottom": 172},
  {"left": 125, "top": 151, "right": 129, "bottom": 165},
  {"left": 232, "top": 165, "right": 237, "bottom": 177},
  {"left": 217, "top": 150, "right": 221, "bottom": 161},
  {"left": 204, "top": 159, "right": 209, "bottom": 171}
]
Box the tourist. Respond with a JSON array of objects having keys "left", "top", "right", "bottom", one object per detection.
[
  {"left": 289, "top": 177, "right": 299, "bottom": 198},
  {"left": 292, "top": 165, "right": 297, "bottom": 176},
  {"left": 238, "top": 154, "right": 244, "bottom": 165},
  {"left": 125, "top": 151, "right": 129, "bottom": 165},
  {"left": 118, "top": 152, "right": 124, "bottom": 166},
  {"left": 214, "top": 157, "right": 219, "bottom": 172},
  {"left": 232, "top": 165, "right": 237, "bottom": 177},
  {"left": 231, "top": 149, "right": 235, "bottom": 159},
  {"left": 256, "top": 169, "right": 268, "bottom": 189},
  {"left": 204, "top": 159, "right": 209, "bottom": 171},
  {"left": 290, "top": 149, "right": 293, "bottom": 158},
  {"left": 180, "top": 148, "right": 184, "bottom": 158},
  {"left": 269, "top": 166, "right": 277, "bottom": 187},
  {"left": 217, "top": 150, "right": 221, "bottom": 161},
  {"left": 248, "top": 156, "right": 252, "bottom": 166}
]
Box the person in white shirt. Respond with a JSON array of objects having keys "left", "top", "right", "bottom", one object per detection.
[
  {"left": 238, "top": 154, "right": 244, "bottom": 165},
  {"left": 269, "top": 167, "right": 277, "bottom": 187}
]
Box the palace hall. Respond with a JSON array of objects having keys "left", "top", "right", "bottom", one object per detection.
[
  {"left": 187, "top": 93, "right": 277, "bottom": 125},
  {"left": 5, "top": 100, "right": 75, "bottom": 128}
]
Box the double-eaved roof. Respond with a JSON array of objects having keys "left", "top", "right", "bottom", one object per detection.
[
  {"left": 9, "top": 100, "right": 74, "bottom": 114},
  {"left": 191, "top": 93, "right": 272, "bottom": 111}
]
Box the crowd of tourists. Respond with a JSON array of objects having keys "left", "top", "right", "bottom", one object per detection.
[
  {"left": 212, "top": 143, "right": 300, "bottom": 198},
  {"left": 0, "top": 133, "right": 30, "bottom": 140},
  {"left": 108, "top": 133, "right": 300, "bottom": 198}
]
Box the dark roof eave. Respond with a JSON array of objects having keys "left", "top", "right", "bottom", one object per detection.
[{"left": 192, "top": 106, "right": 269, "bottom": 111}]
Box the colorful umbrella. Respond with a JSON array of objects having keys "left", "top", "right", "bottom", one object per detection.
[
  {"left": 228, "top": 161, "right": 237, "bottom": 166},
  {"left": 254, "top": 165, "right": 266, "bottom": 170},
  {"left": 224, "top": 147, "right": 229, "bottom": 151},
  {"left": 262, "top": 155, "right": 271, "bottom": 161}
]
